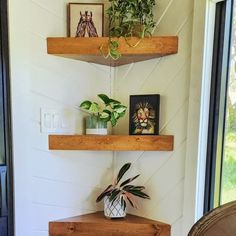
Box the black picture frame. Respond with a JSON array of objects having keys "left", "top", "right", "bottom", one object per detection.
[{"left": 129, "top": 94, "right": 160, "bottom": 135}]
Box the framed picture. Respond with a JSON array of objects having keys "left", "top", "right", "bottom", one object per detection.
[
  {"left": 68, "top": 3, "right": 104, "bottom": 37},
  {"left": 129, "top": 94, "right": 160, "bottom": 135}
]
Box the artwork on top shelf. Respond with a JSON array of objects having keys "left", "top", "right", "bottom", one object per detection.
[
  {"left": 68, "top": 3, "right": 104, "bottom": 37},
  {"left": 129, "top": 94, "right": 160, "bottom": 135}
]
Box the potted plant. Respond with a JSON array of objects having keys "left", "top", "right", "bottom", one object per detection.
[
  {"left": 80, "top": 94, "right": 127, "bottom": 135},
  {"left": 96, "top": 162, "right": 150, "bottom": 218},
  {"left": 100, "top": 0, "right": 156, "bottom": 60}
]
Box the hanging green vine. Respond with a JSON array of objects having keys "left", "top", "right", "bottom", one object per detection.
[{"left": 100, "top": 0, "right": 156, "bottom": 60}]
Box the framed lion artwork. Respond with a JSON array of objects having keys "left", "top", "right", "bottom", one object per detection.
[{"left": 129, "top": 94, "right": 160, "bottom": 135}]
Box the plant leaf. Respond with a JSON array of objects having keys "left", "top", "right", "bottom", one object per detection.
[
  {"left": 98, "top": 94, "right": 110, "bottom": 105},
  {"left": 126, "top": 195, "right": 135, "bottom": 208},
  {"left": 110, "top": 112, "right": 117, "bottom": 127},
  {"left": 118, "top": 111, "right": 126, "bottom": 118},
  {"left": 113, "top": 111, "right": 119, "bottom": 119},
  {"left": 100, "top": 111, "right": 110, "bottom": 119},
  {"left": 124, "top": 192, "right": 139, "bottom": 208},
  {"left": 123, "top": 197, "right": 127, "bottom": 210},
  {"left": 121, "top": 195, "right": 127, "bottom": 211},
  {"left": 110, "top": 49, "right": 121, "bottom": 60},
  {"left": 109, "top": 189, "right": 121, "bottom": 203},
  {"left": 110, "top": 40, "right": 119, "bottom": 49},
  {"left": 89, "top": 102, "right": 99, "bottom": 113},
  {"left": 114, "top": 104, "right": 127, "bottom": 114},
  {"left": 109, "top": 99, "right": 121, "bottom": 104},
  {"left": 127, "top": 189, "right": 150, "bottom": 199},
  {"left": 80, "top": 101, "right": 92, "bottom": 110},
  {"left": 96, "top": 184, "right": 113, "bottom": 202},
  {"left": 103, "top": 109, "right": 111, "bottom": 115},
  {"left": 122, "top": 185, "right": 136, "bottom": 190},
  {"left": 109, "top": 99, "right": 121, "bottom": 109},
  {"left": 120, "top": 174, "right": 140, "bottom": 187},
  {"left": 121, "top": 195, "right": 124, "bottom": 210},
  {"left": 100, "top": 109, "right": 111, "bottom": 122},
  {"left": 116, "top": 163, "right": 131, "bottom": 185},
  {"left": 123, "top": 185, "right": 145, "bottom": 191}
]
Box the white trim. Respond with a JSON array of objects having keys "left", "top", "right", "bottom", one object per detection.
[
  {"left": 182, "top": 0, "right": 218, "bottom": 234},
  {"left": 195, "top": 0, "right": 218, "bottom": 220},
  {"left": 212, "top": 0, "right": 225, "bottom": 3}
]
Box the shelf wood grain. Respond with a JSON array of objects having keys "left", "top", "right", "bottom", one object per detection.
[
  {"left": 49, "top": 211, "right": 171, "bottom": 236},
  {"left": 48, "top": 135, "right": 174, "bottom": 151},
  {"left": 47, "top": 36, "right": 178, "bottom": 67}
]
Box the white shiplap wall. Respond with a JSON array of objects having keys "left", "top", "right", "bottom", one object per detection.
[
  {"left": 9, "top": 0, "right": 194, "bottom": 235},
  {"left": 113, "top": 0, "right": 194, "bottom": 235},
  {"left": 9, "top": 0, "right": 113, "bottom": 236}
]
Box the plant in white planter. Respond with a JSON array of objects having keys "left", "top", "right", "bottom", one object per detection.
[
  {"left": 96, "top": 163, "right": 150, "bottom": 218},
  {"left": 80, "top": 94, "right": 127, "bottom": 135},
  {"left": 100, "top": 0, "right": 156, "bottom": 60}
]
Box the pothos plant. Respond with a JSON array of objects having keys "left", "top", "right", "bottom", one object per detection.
[
  {"left": 100, "top": 0, "right": 156, "bottom": 60},
  {"left": 96, "top": 163, "right": 150, "bottom": 210},
  {"left": 80, "top": 94, "right": 127, "bottom": 127}
]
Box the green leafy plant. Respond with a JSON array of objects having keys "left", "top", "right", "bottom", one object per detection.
[
  {"left": 96, "top": 163, "right": 150, "bottom": 210},
  {"left": 101, "top": 0, "right": 156, "bottom": 60},
  {"left": 100, "top": 39, "right": 121, "bottom": 60},
  {"left": 80, "top": 94, "right": 127, "bottom": 127}
]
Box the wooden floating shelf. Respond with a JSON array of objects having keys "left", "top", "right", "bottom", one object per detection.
[
  {"left": 48, "top": 135, "right": 174, "bottom": 151},
  {"left": 47, "top": 36, "right": 178, "bottom": 67},
  {"left": 49, "top": 211, "right": 171, "bottom": 236}
]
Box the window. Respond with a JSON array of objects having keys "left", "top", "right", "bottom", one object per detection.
[
  {"left": 221, "top": 0, "right": 236, "bottom": 204},
  {"left": 204, "top": 0, "right": 235, "bottom": 212}
]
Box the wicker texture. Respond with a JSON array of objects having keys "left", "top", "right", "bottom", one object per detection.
[{"left": 188, "top": 201, "right": 236, "bottom": 236}]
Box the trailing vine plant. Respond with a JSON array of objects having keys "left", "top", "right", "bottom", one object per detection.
[{"left": 100, "top": 0, "right": 156, "bottom": 60}]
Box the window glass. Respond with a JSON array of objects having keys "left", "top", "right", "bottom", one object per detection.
[{"left": 221, "top": 1, "right": 236, "bottom": 204}]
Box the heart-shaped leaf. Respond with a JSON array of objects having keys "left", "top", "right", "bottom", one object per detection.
[
  {"left": 114, "top": 105, "right": 127, "bottom": 114},
  {"left": 89, "top": 102, "right": 99, "bottom": 113},
  {"left": 98, "top": 94, "right": 110, "bottom": 105},
  {"left": 110, "top": 112, "right": 117, "bottom": 127},
  {"left": 80, "top": 101, "right": 92, "bottom": 110}
]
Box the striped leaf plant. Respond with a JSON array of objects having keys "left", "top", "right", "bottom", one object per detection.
[{"left": 96, "top": 163, "right": 150, "bottom": 210}]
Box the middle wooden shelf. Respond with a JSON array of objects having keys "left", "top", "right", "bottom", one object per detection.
[{"left": 48, "top": 135, "right": 174, "bottom": 151}]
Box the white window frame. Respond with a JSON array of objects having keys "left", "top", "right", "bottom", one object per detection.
[{"left": 182, "top": 0, "right": 225, "bottom": 234}]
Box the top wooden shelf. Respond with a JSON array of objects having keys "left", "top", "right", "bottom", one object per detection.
[
  {"left": 49, "top": 211, "right": 171, "bottom": 236},
  {"left": 47, "top": 36, "right": 178, "bottom": 67}
]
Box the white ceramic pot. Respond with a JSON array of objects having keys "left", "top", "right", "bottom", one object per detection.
[
  {"left": 104, "top": 196, "right": 126, "bottom": 219},
  {"left": 86, "top": 128, "right": 107, "bottom": 135}
]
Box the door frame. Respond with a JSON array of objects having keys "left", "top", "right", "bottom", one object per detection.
[{"left": 0, "top": 0, "right": 14, "bottom": 235}]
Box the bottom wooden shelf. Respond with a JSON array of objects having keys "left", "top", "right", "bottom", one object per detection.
[
  {"left": 48, "top": 135, "right": 174, "bottom": 151},
  {"left": 49, "top": 211, "right": 171, "bottom": 236}
]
